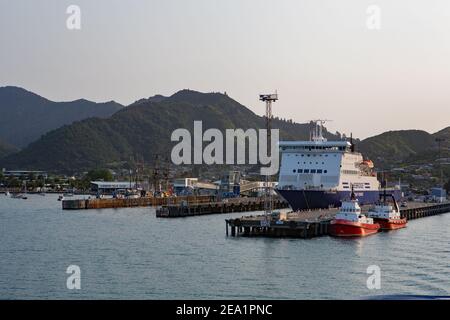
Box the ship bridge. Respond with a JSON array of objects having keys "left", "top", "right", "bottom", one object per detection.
[{"left": 279, "top": 140, "right": 351, "bottom": 153}]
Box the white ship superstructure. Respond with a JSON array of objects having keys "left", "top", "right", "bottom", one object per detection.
[{"left": 276, "top": 121, "right": 398, "bottom": 210}]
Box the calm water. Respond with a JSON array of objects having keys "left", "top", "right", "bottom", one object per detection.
[{"left": 0, "top": 194, "right": 449, "bottom": 299}]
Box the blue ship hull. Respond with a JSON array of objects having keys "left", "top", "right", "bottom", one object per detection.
[{"left": 276, "top": 189, "right": 402, "bottom": 211}]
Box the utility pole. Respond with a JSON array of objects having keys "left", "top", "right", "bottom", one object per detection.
[
  {"left": 436, "top": 138, "right": 445, "bottom": 187},
  {"left": 259, "top": 93, "right": 278, "bottom": 222}
]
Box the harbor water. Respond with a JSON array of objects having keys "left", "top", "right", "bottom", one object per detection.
[{"left": 1, "top": 194, "right": 449, "bottom": 299}]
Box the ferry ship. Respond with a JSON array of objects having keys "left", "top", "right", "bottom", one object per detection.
[{"left": 276, "top": 121, "right": 401, "bottom": 211}]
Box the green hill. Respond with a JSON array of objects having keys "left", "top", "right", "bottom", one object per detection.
[
  {"left": 0, "top": 86, "right": 123, "bottom": 148},
  {"left": 433, "top": 126, "right": 450, "bottom": 148},
  {"left": 357, "top": 129, "right": 450, "bottom": 168},
  {"left": 0, "top": 138, "right": 18, "bottom": 159},
  {"left": 0, "top": 90, "right": 338, "bottom": 173}
]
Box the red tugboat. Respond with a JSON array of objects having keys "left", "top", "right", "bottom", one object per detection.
[
  {"left": 368, "top": 192, "right": 407, "bottom": 230},
  {"left": 330, "top": 190, "right": 380, "bottom": 237}
]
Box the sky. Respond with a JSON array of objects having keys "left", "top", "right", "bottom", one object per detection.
[{"left": 1, "top": 0, "right": 450, "bottom": 139}]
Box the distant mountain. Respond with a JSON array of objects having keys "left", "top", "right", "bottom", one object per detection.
[
  {"left": 434, "top": 126, "right": 450, "bottom": 147},
  {"left": 0, "top": 89, "right": 338, "bottom": 172},
  {"left": 358, "top": 128, "right": 450, "bottom": 168},
  {"left": 2, "top": 87, "right": 448, "bottom": 174},
  {"left": 0, "top": 138, "right": 18, "bottom": 159},
  {"left": 0, "top": 86, "right": 123, "bottom": 148}
]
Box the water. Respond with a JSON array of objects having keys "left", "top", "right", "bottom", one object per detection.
[{"left": 0, "top": 194, "right": 449, "bottom": 299}]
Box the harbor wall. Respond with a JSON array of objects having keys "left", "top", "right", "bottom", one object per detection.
[
  {"left": 62, "top": 195, "right": 214, "bottom": 210},
  {"left": 156, "top": 197, "right": 288, "bottom": 217}
]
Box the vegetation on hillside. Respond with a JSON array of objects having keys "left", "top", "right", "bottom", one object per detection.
[
  {"left": 0, "top": 86, "right": 123, "bottom": 148},
  {"left": 0, "top": 90, "right": 338, "bottom": 172}
]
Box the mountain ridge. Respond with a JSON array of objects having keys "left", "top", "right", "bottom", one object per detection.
[
  {"left": 0, "top": 89, "right": 337, "bottom": 172},
  {"left": 0, "top": 87, "right": 448, "bottom": 175},
  {"left": 0, "top": 86, "right": 124, "bottom": 148}
]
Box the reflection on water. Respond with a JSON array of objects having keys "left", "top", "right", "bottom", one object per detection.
[{"left": 0, "top": 194, "right": 449, "bottom": 299}]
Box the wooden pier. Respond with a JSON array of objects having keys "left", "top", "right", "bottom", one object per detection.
[
  {"left": 62, "top": 195, "right": 213, "bottom": 210},
  {"left": 226, "top": 202, "right": 450, "bottom": 239},
  {"left": 156, "top": 196, "right": 288, "bottom": 218}
]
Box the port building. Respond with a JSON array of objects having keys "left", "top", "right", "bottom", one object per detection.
[{"left": 90, "top": 181, "right": 137, "bottom": 193}]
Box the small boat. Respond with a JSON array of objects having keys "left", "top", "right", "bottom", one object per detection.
[
  {"left": 330, "top": 190, "right": 380, "bottom": 237},
  {"left": 11, "top": 193, "right": 27, "bottom": 200},
  {"left": 57, "top": 195, "right": 64, "bottom": 201},
  {"left": 5, "top": 191, "right": 11, "bottom": 197},
  {"left": 368, "top": 192, "right": 407, "bottom": 230},
  {"left": 125, "top": 190, "right": 141, "bottom": 199}
]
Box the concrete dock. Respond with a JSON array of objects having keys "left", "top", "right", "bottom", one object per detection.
[
  {"left": 62, "top": 195, "right": 214, "bottom": 210},
  {"left": 226, "top": 202, "right": 450, "bottom": 239},
  {"left": 156, "top": 196, "right": 288, "bottom": 218}
]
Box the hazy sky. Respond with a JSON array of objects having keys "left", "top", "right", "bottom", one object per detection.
[{"left": 1, "top": 0, "right": 450, "bottom": 138}]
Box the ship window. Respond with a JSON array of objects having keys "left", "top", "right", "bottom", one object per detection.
[
  {"left": 311, "top": 169, "right": 316, "bottom": 173},
  {"left": 307, "top": 154, "right": 310, "bottom": 157},
  {"left": 324, "top": 170, "right": 328, "bottom": 173},
  {"left": 301, "top": 154, "right": 304, "bottom": 157},
  {"left": 317, "top": 169, "right": 323, "bottom": 173},
  {"left": 298, "top": 169, "right": 303, "bottom": 173},
  {"left": 292, "top": 169, "right": 296, "bottom": 173},
  {"left": 304, "top": 169, "right": 310, "bottom": 173},
  {"left": 325, "top": 155, "right": 328, "bottom": 157}
]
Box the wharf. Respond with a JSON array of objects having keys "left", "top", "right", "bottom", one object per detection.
[
  {"left": 62, "top": 195, "right": 213, "bottom": 210},
  {"left": 156, "top": 196, "right": 288, "bottom": 218},
  {"left": 225, "top": 201, "right": 450, "bottom": 239}
]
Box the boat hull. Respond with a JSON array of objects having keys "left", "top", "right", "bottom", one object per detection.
[
  {"left": 374, "top": 218, "right": 407, "bottom": 230},
  {"left": 329, "top": 219, "right": 380, "bottom": 237},
  {"left": 276, "top": 189, "right": 402, "bottom": 211}
]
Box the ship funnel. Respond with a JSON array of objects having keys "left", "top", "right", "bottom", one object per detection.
[{"left": 310, "top": 119, "right": 331, "bottom": 142}]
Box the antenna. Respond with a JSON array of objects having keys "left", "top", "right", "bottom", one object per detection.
[
  {"left": 259, "top": 92, "right": 278, "bottom": 220},
  {"left": 350, "top": 133, "right": 355, "bottom": 153}
]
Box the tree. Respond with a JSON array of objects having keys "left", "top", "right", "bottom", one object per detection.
[
  {"left": 85, "top": 169, "right": 113, "bottom": 182},
  {"left": 7, "top": 177, "right": 21, "bottom": 188},
  {"left": 444, "top": 178, "right": 450, "bottom": 194}
]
